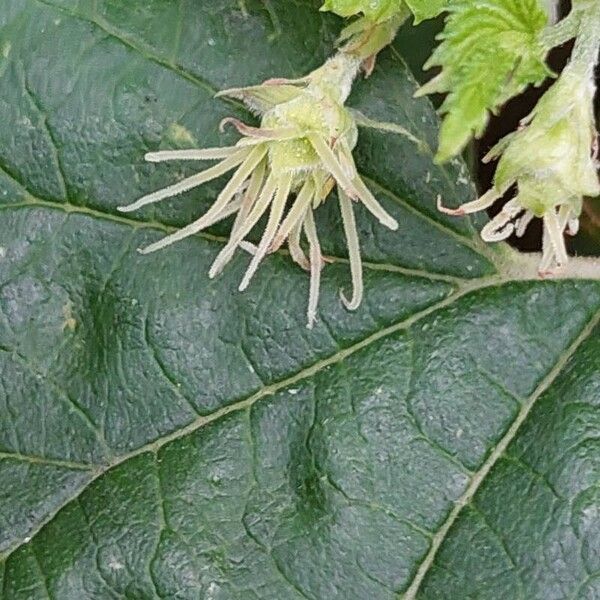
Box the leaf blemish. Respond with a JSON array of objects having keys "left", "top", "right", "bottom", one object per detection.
[
  {"left": 62, "top": 301, "right": 77, "bottom": 332},
  {"left": 166, "top": 123, "right": 197, "bottom": 148}
]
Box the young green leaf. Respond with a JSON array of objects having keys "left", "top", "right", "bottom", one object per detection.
[
  {"left": 321, "top": 0, "right": 446, "bottom": 22},
  {"left": 321, "top": 0, "right": 403, "bottom": 21},
  {"left": 418, "top": 0, "right": 551, "bottom": 162},
  {"left": 404, "top": 0, "right": 447, "bottom": 22}
]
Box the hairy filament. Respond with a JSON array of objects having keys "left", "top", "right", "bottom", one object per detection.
[
  {"left": 543, "top": 209, "right": 569, "bottom": 268},
  {"left": 229, "top": 160, "right": 267, "bottom": 238},
  {"left": 308, "top": 133, "right": 359, "bottom": 197},
  {"left": 145, "top": 147, "right": 239, "bottom": 162},
  {"left": 303, "top": 209, "right": 323, "bottom": 329},
  {"left": 350, "top": 174, "right": 398, "bottom": 230},
  {"left": 271, "top": 179, "right": 315, "bottom": 252},
  {"left": 288, "top": 221, "right": 310, "bottom": 270},
  {"left": 209, "top": 173, "right": 278, "bottom": 278},
  {"left": 338, "top": 190, "right": 363, "bottom": 311},
  {"left": 120, "top": 149, "right": 251, "bottom": 213},
  {"left": 239, "top": 173, "right": 293, "bottom": 291}
]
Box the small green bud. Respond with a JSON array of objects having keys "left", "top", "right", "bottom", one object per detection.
[
  {"left": 492, "top": 71, "right": 599, "bottom": 216},
  {"left": 321, "top": 0, "right": 411, "bottom": 71}
]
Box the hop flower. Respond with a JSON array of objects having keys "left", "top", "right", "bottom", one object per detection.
[
  {"left": 439, "top": 66, "right": 600, "bottom": 275},
  {"left": 118, "top": 53, "right": 398, "bottom": 327}
]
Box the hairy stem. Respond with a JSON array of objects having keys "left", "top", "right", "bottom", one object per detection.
[
  {"left": 568, "top": 1, "right": 600, "bottom": 76},
  {"left": 305, "top": 12, "right": 408, "bottom": 123}
]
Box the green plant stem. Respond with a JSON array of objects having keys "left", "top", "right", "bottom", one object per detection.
[
  {"left": 569, "top": 1, "right": 600, "bottom": 76},
  {"left": 309, "top": 11, "right": 409, "bottom": 106}
]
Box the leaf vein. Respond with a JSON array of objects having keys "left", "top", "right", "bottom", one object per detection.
[
  {"left": 143, "top": 308, "right": 201, "bottom": 417},
  {"left": 0, "top": 196, "right": 464, "bottom": 285},
  {"left": 401, "top": 308, "right": 600, "bottom": 600},
  {"left": 469, "top": 504, "right": 526, "bottom": 600},
  {"left": 34, "top": 0, "right": 223, "bottom": 100},
  {"left": 364, "top": 175, "right": 492, "bottom": 261},
  {"left": 0, "top": 346, "right": 112, "bottom": 460},
  {"left": 19, "top": 65, "right": 69, "bottom": 202},
  {"left": 0, "top": 451, "right": 95, "bottom": 471}
]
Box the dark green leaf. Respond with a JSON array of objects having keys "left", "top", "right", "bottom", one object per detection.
[{"left": 0, "top": 1, "right": 598, "bottom": 599}]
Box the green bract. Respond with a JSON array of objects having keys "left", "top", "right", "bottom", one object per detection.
[{"left": 418, "top": 0, "right": 550, "bottom": 162}]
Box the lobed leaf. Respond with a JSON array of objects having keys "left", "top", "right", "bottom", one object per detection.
[{"left": 419, "top": 0, "right": 551, "bottom": 162}]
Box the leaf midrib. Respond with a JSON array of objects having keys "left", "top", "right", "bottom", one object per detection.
[{"left": 0, "top": 189, "right": 468, "bottom": 286}]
